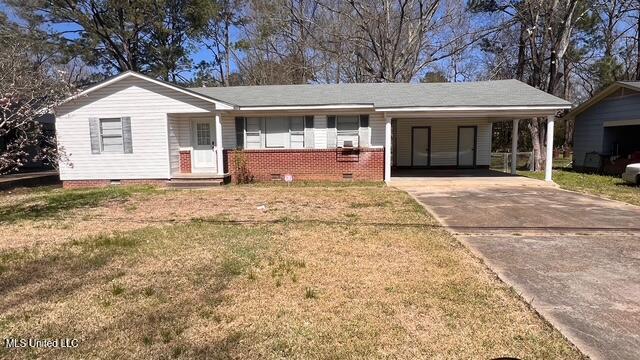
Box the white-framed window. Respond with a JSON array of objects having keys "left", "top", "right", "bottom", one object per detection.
[
  {"left": 290, "top": 117, "right": 304, "bottom": 148},
  {"left": 265, "top": 117, "right": 289, "bottom": 148},
  {"left": 245, "top": 118, "right": 262, "bottom": 149},
  {"left": 245, "top": 116, "right": 306, "bottom": 149},
  {"left": 337, "top": 115, "right": 359, "bottom": 147},
  {"left": 100, "top": 118, "right": 124, "bottom": 153},
  {"left": 196, "top": 122, "right": 212, "bottom": 146}
]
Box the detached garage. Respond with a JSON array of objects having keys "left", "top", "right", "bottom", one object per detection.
[{"left": 570, "top": 81, "right": 640, "bottom": 174}]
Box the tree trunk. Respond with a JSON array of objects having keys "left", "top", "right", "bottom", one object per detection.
[
  {"left": 515, "top": 23, "right": 526, "bottom": 81},
  {"left": 636, "top": 6, "right": 640, "bottom": 79},
  {"left": 224, "top": 17, "right": 230, "bottom": 87},
  {"left": 528, "top": 119, "right": 543, "bottom": 171},
  {"left": 562, "top": 57, "right": 573, "bottom": 149},
  {"left": 564, "top": 118, "right": 574, "bottom": 149}
]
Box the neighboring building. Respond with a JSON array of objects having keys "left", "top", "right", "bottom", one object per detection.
[
  {"left": 0, "top": 113, "right": 56, "bottom": 172},
  {"left": 54, "top": 71, "right": 571, "bottom": 187},
  {"left": 569, "top": 81, "right": 640, "bottom": 174}
]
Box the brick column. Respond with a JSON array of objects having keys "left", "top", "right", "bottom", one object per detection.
[{"left": 179, "top": 151, "right": 191, "bottom": 173}]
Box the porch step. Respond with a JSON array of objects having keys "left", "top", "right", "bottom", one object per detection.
[
  {"left": 168, "top": 179, "right": 225, "bottom": 188},
  {"left": 168, "top": 173, "right": 229, "bottom": 188}
]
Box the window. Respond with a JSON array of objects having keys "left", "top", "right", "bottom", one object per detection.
[
  {"left": 245, "top": 118, "right": 262, "bottom": 149},
  {"left": 290, "top": 117, "right": 304, "bottom": 148},
  {"left": 196, "top": 123, "right": 211, "bottom": 146},
  {"left": 100, "top": 118, "right": 124, "bottom": 153},
  {"left": 265, "top": 117, "right": 289, "bottom": 148},
  {"left": 245, "top": 116, "right": 306, "bottom": 149},
  {"left": 337, "top": 115, "right": 359, "bottom": 147}
]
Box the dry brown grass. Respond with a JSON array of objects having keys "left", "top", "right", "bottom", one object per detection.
[{"left": 0, "top": 184, "right": 584, "bottom": 359}]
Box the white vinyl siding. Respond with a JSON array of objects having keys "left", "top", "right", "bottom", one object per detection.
[
  {"left": 221, "top": 114, "right": 237, "bottom": 148},
  {"left": 394, "top": 118, "right": 491, "bottom": 167},
  {"left": 100, "top": 118, "right": 124, "bottom": 153},
  {"left": 57, "top": 76, "right": 213, "bottom": 181},
  {"left": 168, "top": 114, "right": 195, "bottom": 174},
  {"left": 370, "top": 113, "right": 385, "bottom": 147}
]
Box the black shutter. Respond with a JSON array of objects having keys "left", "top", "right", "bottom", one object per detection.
[
  {"left": 327, "top": 115, "right": 336, "bottom": 128},
  {"left": 359, "top": 114, "right": 369, "bottom": 128},
  {"left": 235, "top": 117, "right": 245, "bottom": 149}
]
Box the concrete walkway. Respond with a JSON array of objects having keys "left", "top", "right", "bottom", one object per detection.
[{"left": 394, "top": 178, "right": 640, "bottom": 360}]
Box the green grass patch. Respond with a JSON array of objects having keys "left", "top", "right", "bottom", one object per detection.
[
  {"left": 0, "top": 185, "right": 159, "bottom": 223},
  {"left": 520, "top": 169, "right": 640, "bottom": 206}
]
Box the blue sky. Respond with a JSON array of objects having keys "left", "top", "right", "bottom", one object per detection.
[
  {"left": 1, "top": 3, "right": 483, "bottom": 83},
  {"left": 1, "top": 3, "right": 225, "bottom": 78}
]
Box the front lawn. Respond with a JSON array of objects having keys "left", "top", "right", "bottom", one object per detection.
[
  {"left": 0, "top": 185, "right": 583, "bottom": 359},
  {"left": 520, "top": 169, "right": 640, "bottom": 207}
]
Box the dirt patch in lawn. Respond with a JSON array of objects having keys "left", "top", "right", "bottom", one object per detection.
[{"left": 0, "top": 185, "right": 584, "bottom": 359}]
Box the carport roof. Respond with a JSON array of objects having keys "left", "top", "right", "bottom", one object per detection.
[{"left": 189, "top": 79, "right": 572, "bottom": 109}]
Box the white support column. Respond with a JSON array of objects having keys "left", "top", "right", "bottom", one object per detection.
[
  {"left": 511, "top": 119, "right": 519, "bottom": 175},
  {"left": 384, "top": 116, "right": 392, "bottom": 182},
  {"left": 215, "top": 112, "right": 224, "bottom": 175},
  {"left": 545, "top": 115, "right": 555, "bottom": 182}
]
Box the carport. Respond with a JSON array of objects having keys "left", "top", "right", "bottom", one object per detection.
[{"left": 383, "top": 108, "right": 571, "bottom": 182}]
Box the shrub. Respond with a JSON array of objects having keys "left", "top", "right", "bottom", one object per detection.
[{"left": 233, "top": 150, "right": 254, "bottom": 184}]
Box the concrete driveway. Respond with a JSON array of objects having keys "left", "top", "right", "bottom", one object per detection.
[{"left": 394, "top": 177, "right": 640, "bottom": 360}]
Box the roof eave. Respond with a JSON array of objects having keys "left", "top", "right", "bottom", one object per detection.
[
  {"left": 567, "top": 82, "right": 640, "bottom": 119},
  {"left": 236, "top": 104, "right": 375, "bottom": 111},
  {"left": 58, "top": 71, "right": 237, "bottom": 110},
  {"left": 377, "top": 105, "right": 572, "bottom": 118}
]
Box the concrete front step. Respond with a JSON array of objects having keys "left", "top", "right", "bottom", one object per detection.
[{"left": 168, "top": 179, "right": 225, "bottom": 188}]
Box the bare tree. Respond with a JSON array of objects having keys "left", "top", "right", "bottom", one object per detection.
[
  {"left": 305, "top": 0, "right": 498, "bottom": 82},
  {"left": 473, "top": 0, "right": 583, "bottom": 170}
]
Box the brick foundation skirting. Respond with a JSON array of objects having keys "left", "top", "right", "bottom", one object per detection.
[
  {"left": 62, "top": 179, "right": 168, "bottom": 189},
  {"left": 225, "top": 148, "right": 384, "bottom": 182}
]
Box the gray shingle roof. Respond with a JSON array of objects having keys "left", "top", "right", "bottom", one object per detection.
[
  {"left": 189, "top": 79, "right": 571, "bottom": 108},
  {"left": 566, "top": 80, "right": 640, "bottom": 118}
]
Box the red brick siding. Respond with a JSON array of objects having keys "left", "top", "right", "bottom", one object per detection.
[
  {"left": 120, "top": 179, "right": 167, "bottom": 187},
  {"left": 179, "top": 151, "right": 192, "bottom": 173},
  {"left": 62, "top": 179, "right": 167, "bottom": 189},
  {"left": 225, "top": 148, "right": 384, "bottom": 182}
]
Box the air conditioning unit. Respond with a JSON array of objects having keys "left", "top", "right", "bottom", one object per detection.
[{"left": 342, "top": 140, "right": 354, "bottom": 148}]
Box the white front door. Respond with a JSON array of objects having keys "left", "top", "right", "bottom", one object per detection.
[
  {"left": 192, "top": 119, "right": 216, "bottom": 172},
  {"left": 457, "top": 126, "right": 476, "bottom": 167}
]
